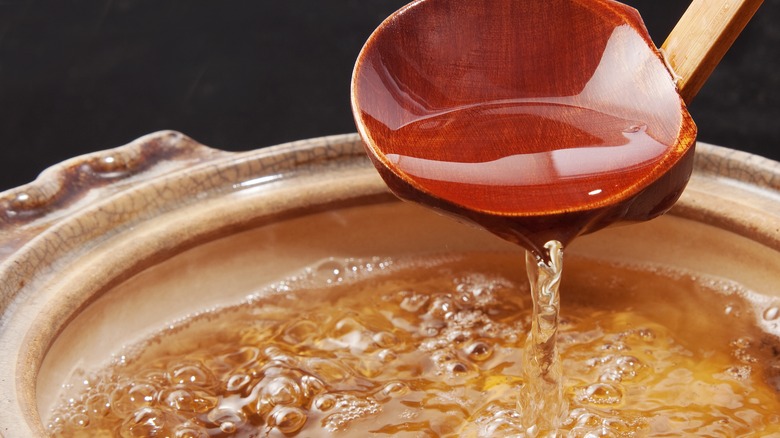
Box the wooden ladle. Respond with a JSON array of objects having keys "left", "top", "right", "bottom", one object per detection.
[{"left": 351, "top": 0, "right": 762, "bottom": 260}]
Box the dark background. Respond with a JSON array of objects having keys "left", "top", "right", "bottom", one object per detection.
[{"left": 1, "top": 0, "right": 778, "bottom": 191}]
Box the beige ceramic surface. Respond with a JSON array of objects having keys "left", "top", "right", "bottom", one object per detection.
[{"left": 1, "top": 132, "right": 780, "bottom": 436}]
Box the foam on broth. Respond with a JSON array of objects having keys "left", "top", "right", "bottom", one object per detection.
[{"left": 48, "top": 252, "right": 780, "bottom": 437}]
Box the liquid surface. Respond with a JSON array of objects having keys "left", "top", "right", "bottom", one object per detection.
[
  {"left": 49, "top": 254, "right": 780, "bottom": 437},
  {"left": 381, "top": 101, "right": 672, "bottom": 215}
]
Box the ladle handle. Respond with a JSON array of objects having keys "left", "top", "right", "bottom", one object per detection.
[{"left": 661, "top": 0, "right": 763, "bottom": 104}]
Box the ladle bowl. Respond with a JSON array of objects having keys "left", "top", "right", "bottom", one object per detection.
[{"left": 351, "top": 0, "right": 697, "bottom": 257}]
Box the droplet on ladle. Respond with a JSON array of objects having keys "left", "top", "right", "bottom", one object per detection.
[{"left": 351, "top": 0, "right": 697, "bottom": 260}]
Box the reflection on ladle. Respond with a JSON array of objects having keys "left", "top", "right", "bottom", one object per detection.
[{"left": 351, "top": 0, "right": 760, "bottom": 261}]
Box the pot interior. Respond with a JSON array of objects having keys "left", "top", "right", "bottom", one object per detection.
[{"left": 37, "top": 197, "right": 780, "bottom": 421}]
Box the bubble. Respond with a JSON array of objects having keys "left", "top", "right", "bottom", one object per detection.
[
  {"left": 322, "top": 395, "right": 381, "bottom": 431},
  {"left": 110, "top": 381, "right": 158, "bottom": 417},
  {"left": 574, "top": 411, "right": 602, "bottom": 428},
  {"left": 269, "top": 405, "right": 308, "bottom": 434},
  {"left": 482, "top": 408, "right": 524, "bottom": 436},
  {"left": 68, "top": 412, "right": 90, "bottom": 428},
  {"left": 465, "top": 340, "right": 494, "bottom": 362},
  {"left": 306, "top": 358, "right": 351, "bottom": 383},
  {"left": 220, "top": 421, "right": 237, "bottom": 433},
  {"left": 221, "top": 346, "right": 261, "bottom": 368},
  {"left": 600, "top": 342, "right": 627, "bottom": 352},
  {"left": 731, "top": 337, "right": 758, "bottom": 364},
  {"left": 381, "top": 381, "right": 409, "bottom": 398},
  {"left": 345, "top": 259, "right": 361, "bottom": 273},
  {"left": 420, "top": 321, "right": 442, "bottom": 337},
  {"left": 138, "top": 369, "right": 168, "bottom": 388},
  {"left": 602, "top": 418, "right": 632, "bottom": 433},
  {"left": 174, "top": 423, "right": 209, "bottom": 438},
  {"left": 354, "top": 356, "right": 385, "bottom": 378},
  {"left": 119, "top": 407, "right": 166, "bottom": 438},
  {"left": 313, "top": 394, "right": 337, "bottom": 412},
  {"left": 222, "top": 373, "right": 249, "bottom": 393},
  {"left": 332, "top": 316, "right": 368, "bottom": 339},
  {"left": 259, "top": 375, "right": 303, "bottom": 407},
  {"left": 283, "top": 319, "right": 320, "bottom": 344},
  {"left": 207, "top": 407, "right": 247, "bottom": 432},
  {"left": 576, "top": 383, "right": 624, "bottom": 406},
  {"left": 484, "top": 418, "right": 526, "bottom": 435},
  {"left": 315, "top": 259, "right": 345, "bottom": 284},
  {"left": 376, "top": 349, "right": 397, "bottom": 363},
  {"left": 161, "top": 389, "right": 194, "bottom": 412},
  {"left": 431, "top": 350, "right": 454, "bottom": 364},
  {"left": 168, "top": 360, "right": 216, "bottom": 389},
  {"left": 426, "top": 296, "right": 457, "bottom": 320},
  {"left": 727, "top": 365, "right": 753, "bottom": 380},
  {"left": 636, "top": 328, "right": 655, "bottom": 341},
  {"left": 447, "top": 361, "right": 471, "bottom": 375},
  {"left": 764, "top": 307, "right": 780, "bottom": 321},
  {"left": 372, "top": 331, "right": 398, "bottom": 348},
  {"left": 457, "top": 292, "right": 473, "bottom": 305},
  {"left": 599, "top": 368, "right": 623, "bottom": 383},
  {"left": 615, "top": 355, "right": 643, "bottom": 379},
  {"left": 724, "top": 303, "right": 741, "bottom": 317},
  {"left": 400, "top": 292, "right": 429, "bottom": 313},
  {"left": 47, "top": 415, "right": 65, "bottom": 435},
  {"left": 160, "top": 388, "right": 217, "bottom": 413},
  {"left": 480, "top": 322, "right": 501, "bottom": 338},
  {"left": 85, "top": 392, "right": 111, "bottom": 417},
  {"left": 300, "top": 375, "right": 326, "bottom": 399},
  {"left": 263, "top": 346, "right": 298, "bottom": 367}
]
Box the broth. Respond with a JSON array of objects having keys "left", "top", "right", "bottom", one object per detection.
[
  {"left": 48, "top": 252, "right": 780, "bottom": 437},
  {"left": 379, "top": 102, "right": 672, "bottom": 216}
]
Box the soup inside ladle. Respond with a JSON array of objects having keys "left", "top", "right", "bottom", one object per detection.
[{"left": 351, "top": 0, "right": 760, "bottom": 261}]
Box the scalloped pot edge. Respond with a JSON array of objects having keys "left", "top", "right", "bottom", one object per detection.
[{"left": 1, "top": 131, "right": 780, "bottom": 435}]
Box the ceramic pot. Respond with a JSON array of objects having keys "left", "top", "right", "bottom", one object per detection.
[{"left": 1, "top": 131, "right": 779, "bottom": 435}]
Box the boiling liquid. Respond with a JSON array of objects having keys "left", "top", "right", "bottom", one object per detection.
[{"left": 49, "top": 253, "right": 780, "bottom": 437}]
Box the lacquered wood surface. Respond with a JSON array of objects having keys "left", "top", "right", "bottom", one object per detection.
[
  {"left": 662, "top": 0, "right": 764, "bottom": 103},
  {"left": 352, "top": 0, "right": 697, "bottom": 258}
]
